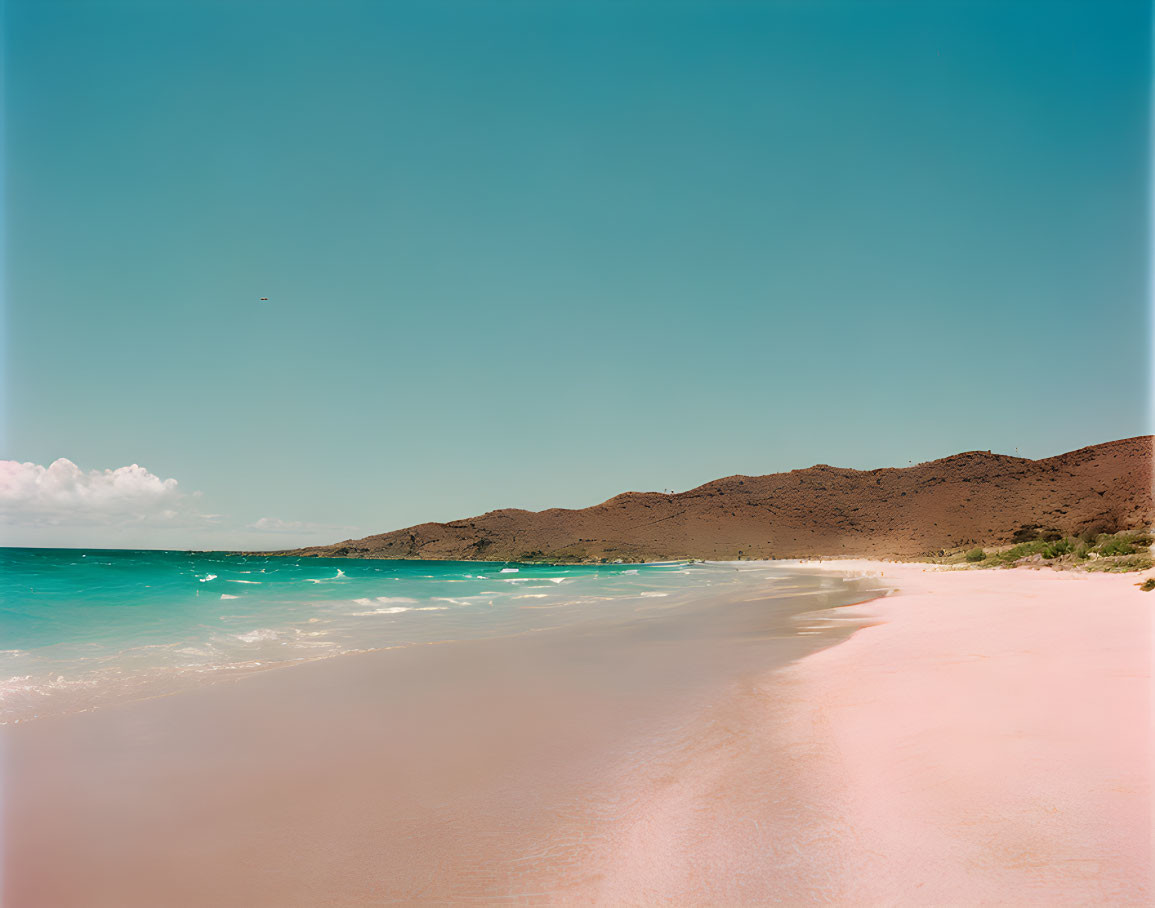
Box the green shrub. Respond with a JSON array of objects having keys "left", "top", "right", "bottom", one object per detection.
[
  {"left": 978, "top": 540, "right": 1047, "bottom": 567},
  {"left": 1085, "top": 554, "right": 1154, "bottom": 573},
  {"left": 1092, "top": 531, "right": 1153, "bottom": 557},
  {"left": 1097, "top": 538, "right": 1137, "bottom": 557},
  {"left": 1140, "top": 578, "right": 1155, "bottom": 592},
  {"left": 1042, "top": 538, "right": 1074, "bottom": 559},
  {"left": 1008, "top": 541, "right": 1047, "bottom": 559},
  {"left": 965, "top": 547, "right": 985, "bottom": 562}
]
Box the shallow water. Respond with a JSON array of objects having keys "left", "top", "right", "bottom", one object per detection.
[
  {"left": 0, "top": 549, "right": 876, "bottom": 723},
  {"left": 1, "top": 555, "right": 887, "bottom": 905}
]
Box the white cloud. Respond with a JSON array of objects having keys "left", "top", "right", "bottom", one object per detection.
[
  {"left": 248, "top": 516, "right": 354, "bottom": 535},
  {"left": 0, "top": 459, "right": 353, "bottom": 550},
  {"left": 0, "top": 458, "right": 207, "bottom": 528},
  {"left": 249, "top": 516, "right": 308, "bottom": 532}
]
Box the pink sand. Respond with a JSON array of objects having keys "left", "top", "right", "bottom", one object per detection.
[
  {"left": 4, "top": 564, "right": 1149, "bottom": 904},
  {"left": 580, "top": 563, "right": 1153, "bottom": 904}
]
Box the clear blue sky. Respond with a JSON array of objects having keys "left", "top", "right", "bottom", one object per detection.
[{"left": 2, "top": 0, "right": 1151, "bottom": 548}]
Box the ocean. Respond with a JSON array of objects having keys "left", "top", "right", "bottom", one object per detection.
[
  {"left": 2, "top": 548, "right": 894, "bottom": 902},
  {"left": 0, "top": 548, "right": 881, "bottom": 724}
]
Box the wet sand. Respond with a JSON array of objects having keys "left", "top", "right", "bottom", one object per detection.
[
  {"left": 1, "top": 570, "right": 877, "bottom": 907},
  {"left": 4, "top": 564, "right": 1148, "bottom": 905}
]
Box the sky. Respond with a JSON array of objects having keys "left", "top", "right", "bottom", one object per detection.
[{"left": 1, "top": 0, "right": 1151, "bottom": 549}]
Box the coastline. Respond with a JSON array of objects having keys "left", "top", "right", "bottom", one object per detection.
[
  {"left": 577, "top": 560, "right": 1152, "bottom": 904},
  {"left": 1, "top": 564, "right": 876, "bottom": 906},
  {"left": 2, "top": 560, "right": 1148, "bottom": 904}
]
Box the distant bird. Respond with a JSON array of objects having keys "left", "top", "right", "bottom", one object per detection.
[{"left": 259, "top": 297, "right": 269, "bottom": 301}]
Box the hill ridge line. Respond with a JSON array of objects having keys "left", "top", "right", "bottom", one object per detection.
[{"left": 267, "top": 435, "right": 1153, "bottom": 563}]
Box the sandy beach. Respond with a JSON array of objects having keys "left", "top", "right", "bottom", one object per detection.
[
  {"left": 799, "top": 563, "right": 1152, "bottom": 906},
  {"left": 2, "top": 562, "right": 1150, "bottom": 905},
  {"left": 7, "top": 1, "right": 1148, "bottom": 903},
  {"left": 579, "top": 562, "right": 1152, "bottom": 904}
]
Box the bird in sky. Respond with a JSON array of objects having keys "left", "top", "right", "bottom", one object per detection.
[{"left": 259, "top": 297, "right": 269, "bottom": 301}]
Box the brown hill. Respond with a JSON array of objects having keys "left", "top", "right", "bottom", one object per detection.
[{"left": 280, "top": 436, "right": 1153, "bottom": 562}]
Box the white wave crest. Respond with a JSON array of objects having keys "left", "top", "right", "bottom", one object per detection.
[
  {"left": 233, "top": 628, "right": 279, "bottom": 643},
  {"left": 350, "top": 606, "right": 411, "bottom": 616},
  {"left": 305, "top": 568, "right": 348, "bottom": 584}
]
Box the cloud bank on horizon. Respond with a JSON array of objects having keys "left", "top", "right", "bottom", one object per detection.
[
  {"left": 0, "top": 459, "right": 348, "bottom": 549},
  {"left": 0, "top": 459, "right": 196, "bottom": 526}
]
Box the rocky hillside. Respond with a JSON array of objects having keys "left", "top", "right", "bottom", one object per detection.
[{"left": 275, "top": 436, "right": 1153, "bottom": 562}]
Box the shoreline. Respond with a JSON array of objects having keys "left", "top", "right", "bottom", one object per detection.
[
  {"left": 576, "top": 560, "right": 1152, "bottom": 903},
  {"left": 1, "top": 564, "right": 876, "bottom": 906},
  {"left": 2, "top": 561, "right": 1147, "bottom": 904},
  {"left": 0, "top": 559, "right": 868, "bottom": 727}
]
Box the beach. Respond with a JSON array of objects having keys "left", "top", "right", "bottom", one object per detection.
[
  {"left": 2, "top": 561, "right": 1149, "bottom": 905},
  {"left": 6, "top": 1, "right": 1149, "bottom": 904},
  {"left": 581, "top": 562, "right": 1152, "bottom": 904}
]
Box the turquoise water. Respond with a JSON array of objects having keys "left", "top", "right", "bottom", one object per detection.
[{"left": 1, "top": 549, "right": 854, "bottom": 723}]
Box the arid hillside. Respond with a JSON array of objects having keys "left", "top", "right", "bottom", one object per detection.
[{"left": 278, "top": 436, "right": 1153, "bottom": 562}]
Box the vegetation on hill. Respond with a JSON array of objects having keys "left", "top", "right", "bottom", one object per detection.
[{"left": 939, "top": 530, "right": 1153, "bottom": 573}]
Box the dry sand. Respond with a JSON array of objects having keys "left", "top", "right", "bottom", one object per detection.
[
  {"left": 576, "top": 561, "right": 1152, "bottom": 904},
  {"left": 3, "top": 563, "right": 1150, "bottom": 905}
]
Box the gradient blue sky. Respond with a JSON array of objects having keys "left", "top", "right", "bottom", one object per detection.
[{"left": 2, "top": 0, "right": 1151, "bottom": 548}]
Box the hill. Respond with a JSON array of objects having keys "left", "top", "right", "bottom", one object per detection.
[{"left": 274, "top": 436, "right": 1153, "bottom": 563}]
